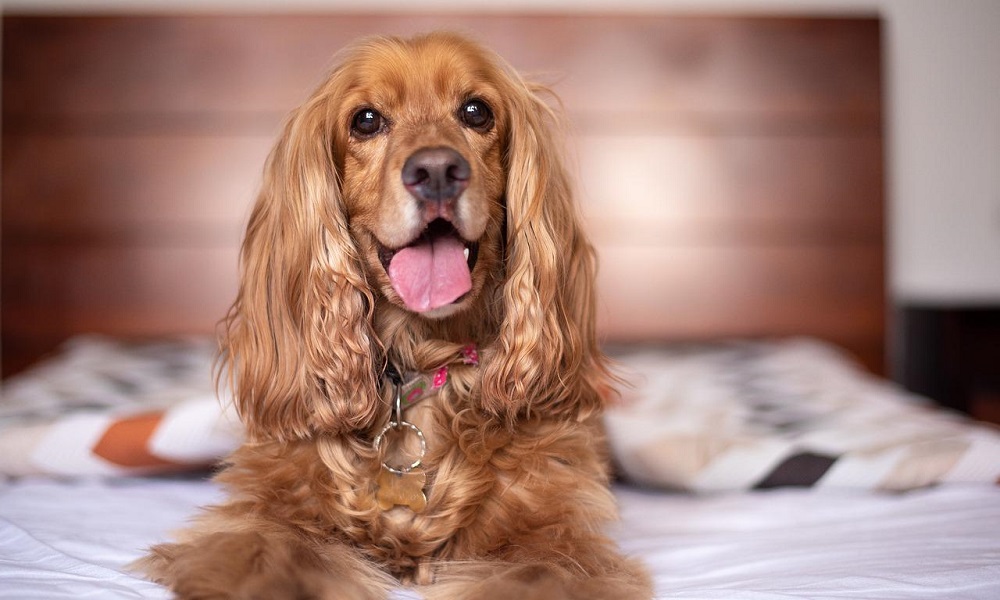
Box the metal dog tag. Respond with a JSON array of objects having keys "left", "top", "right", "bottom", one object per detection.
[
  {"left": 376, "top": 467, "right": 427, "bottom": 512},
  {"left": 373, "top": 382, "right": 428, "bottom": 512}
]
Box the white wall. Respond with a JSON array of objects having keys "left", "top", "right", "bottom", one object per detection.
[
  {"left": 884, "top": 0, "right": 1000, "bottom": 305},
  {"left": 4, "top": 0, "right": 999, "bottom": 306}
]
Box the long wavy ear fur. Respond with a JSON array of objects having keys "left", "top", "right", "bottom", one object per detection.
[
  {"left": 219, "top": 72, "right": 380, "bottom": 442},
  {"left": 480, "top": 73, "right": 613, "bottom": 425}
]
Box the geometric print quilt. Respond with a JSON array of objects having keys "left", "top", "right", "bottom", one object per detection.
[{"left": 3, "top": 336, "right": 998, "bottom": 492}]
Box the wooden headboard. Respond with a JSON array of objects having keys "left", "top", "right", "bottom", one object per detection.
[{"left": 1, "top": 14, "right": 884, "bottom": 375}]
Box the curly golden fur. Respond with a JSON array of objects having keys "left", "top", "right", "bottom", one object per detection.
[{"left": 136, "top": 32, "right": 651, "bottom": 600}]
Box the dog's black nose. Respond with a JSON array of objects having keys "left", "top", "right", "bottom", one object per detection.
[{"left": 402, "top": 147, "right": 470, "bottom": 206}]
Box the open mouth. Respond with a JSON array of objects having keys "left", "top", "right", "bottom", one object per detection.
[{"left": 378, "top": 219, "right": 480, "bottom": 313}]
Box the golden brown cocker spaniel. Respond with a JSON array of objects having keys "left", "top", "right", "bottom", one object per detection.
[{"left": 136, "top": 32, "right": 651, "bottom": 600}]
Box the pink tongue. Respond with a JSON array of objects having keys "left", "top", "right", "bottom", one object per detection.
[{"left": 387, "top": 236, "right": 472, "bottom": 313}]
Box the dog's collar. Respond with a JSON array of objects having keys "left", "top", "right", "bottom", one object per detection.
[
  {"left": 375, "top": 344, "right": 478, "bottom": 513},
  {"left": 382, "top": 344, "right": 479, "bottom": 411}
]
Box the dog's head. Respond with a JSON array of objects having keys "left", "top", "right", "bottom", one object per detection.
[
  {"left": 333, "top": 36, "right": 507, "bottom": 319},
  {"left": 223, "top": 33, "right": 610, "bottom": 441}
]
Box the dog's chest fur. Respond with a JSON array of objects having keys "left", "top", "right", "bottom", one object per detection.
[
  {"left": 359, "top": 392, "right": 515, "bottom": 582},
  {"left": 217, "top": 394, "right": 606, "bottom": 587}
]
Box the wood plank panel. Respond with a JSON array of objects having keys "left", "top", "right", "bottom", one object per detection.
[
  {"left": 595, "top": 244, "right": 885, "bottom": 371},
  {"left": 2, "top": 132, "right": 883, "bottom": 242},
  {"left": 3, "top": 245, "right": 239, "bottom": 336},
  {"left": 3, "top": 15, "right": 881, "bottom": 126},
  {"left": 2, "top": 134, "right": 271, "bottom": 237},
  {"left": 576, "top": 133, "right": 884, "bottom": 243}
]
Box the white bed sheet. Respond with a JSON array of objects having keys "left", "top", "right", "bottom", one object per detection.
[{"left": 1, "top": 477, "right": 998, "bottom": 600}]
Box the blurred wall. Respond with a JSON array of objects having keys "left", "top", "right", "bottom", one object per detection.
[{"left": 3, "top": 0, "right": 998, "bottom": 306}]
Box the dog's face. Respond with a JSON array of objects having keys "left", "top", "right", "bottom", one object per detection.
[{"left": 333, "top": 37, "right": 509, "bottom": 318}]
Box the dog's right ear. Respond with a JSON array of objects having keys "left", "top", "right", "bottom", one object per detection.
[{"left": 218, "top": 73, "right": 383, "bottom": 442}]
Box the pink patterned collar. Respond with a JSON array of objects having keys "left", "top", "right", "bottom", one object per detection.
[{"left": 388, "top": 344, "right": 480, "bottom": 411}]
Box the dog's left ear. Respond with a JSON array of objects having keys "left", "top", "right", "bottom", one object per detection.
[{"left": 480, "top": 79, "right": 613, "bottom": 424}]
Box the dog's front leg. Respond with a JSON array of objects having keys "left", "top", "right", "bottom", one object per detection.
[
  {"left": 135, "top": 530, "right": 392, "bottom": 600},
  {"left": 423, "top": 546, "right": 652, "bottom": 600}
]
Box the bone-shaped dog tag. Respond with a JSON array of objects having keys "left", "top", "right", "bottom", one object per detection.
[{"left": 376, "top": 466, "right": 427, "bottom": 512}]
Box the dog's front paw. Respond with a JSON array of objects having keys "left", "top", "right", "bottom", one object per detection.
[
  {"left": 137, "top": 532, "right": 388, "bottom": 600},
  {"left": 430, "top": 560, "right": 652, "bottom": 600},
  {"left": 235, "top": 568, "right": 373, "bottom": 600}
]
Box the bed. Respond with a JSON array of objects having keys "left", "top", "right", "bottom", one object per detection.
[
  {"left": 3, "top": 12, "right": 999, "bottom": 600},
  {"left": 4, "top": 476, "right": 999, "bottom": 599},
  {"left": 2, "top": 336, "right": 999, "bottom": 599}
]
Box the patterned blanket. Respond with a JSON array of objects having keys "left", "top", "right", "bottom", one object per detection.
[
  {"left": 2, "top": 336, "right": 998, "bottom": 491},
  {"left": 605, "top": 340, "right": 1000, "bottom": 491},
  {"left": 0, "top": 337, "right": 240, "bottom": 477}
]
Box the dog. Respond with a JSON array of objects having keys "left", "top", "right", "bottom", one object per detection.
[{"left": 137, "top": 32, "right": 651, "bottom": 600}]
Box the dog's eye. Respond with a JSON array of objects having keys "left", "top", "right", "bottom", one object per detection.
[
  {"left": 459, "top": 99, "right": 494, "bottom": 131},
  {"left": 351, "top": 108, "right": 384, "bottom": 137}
]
